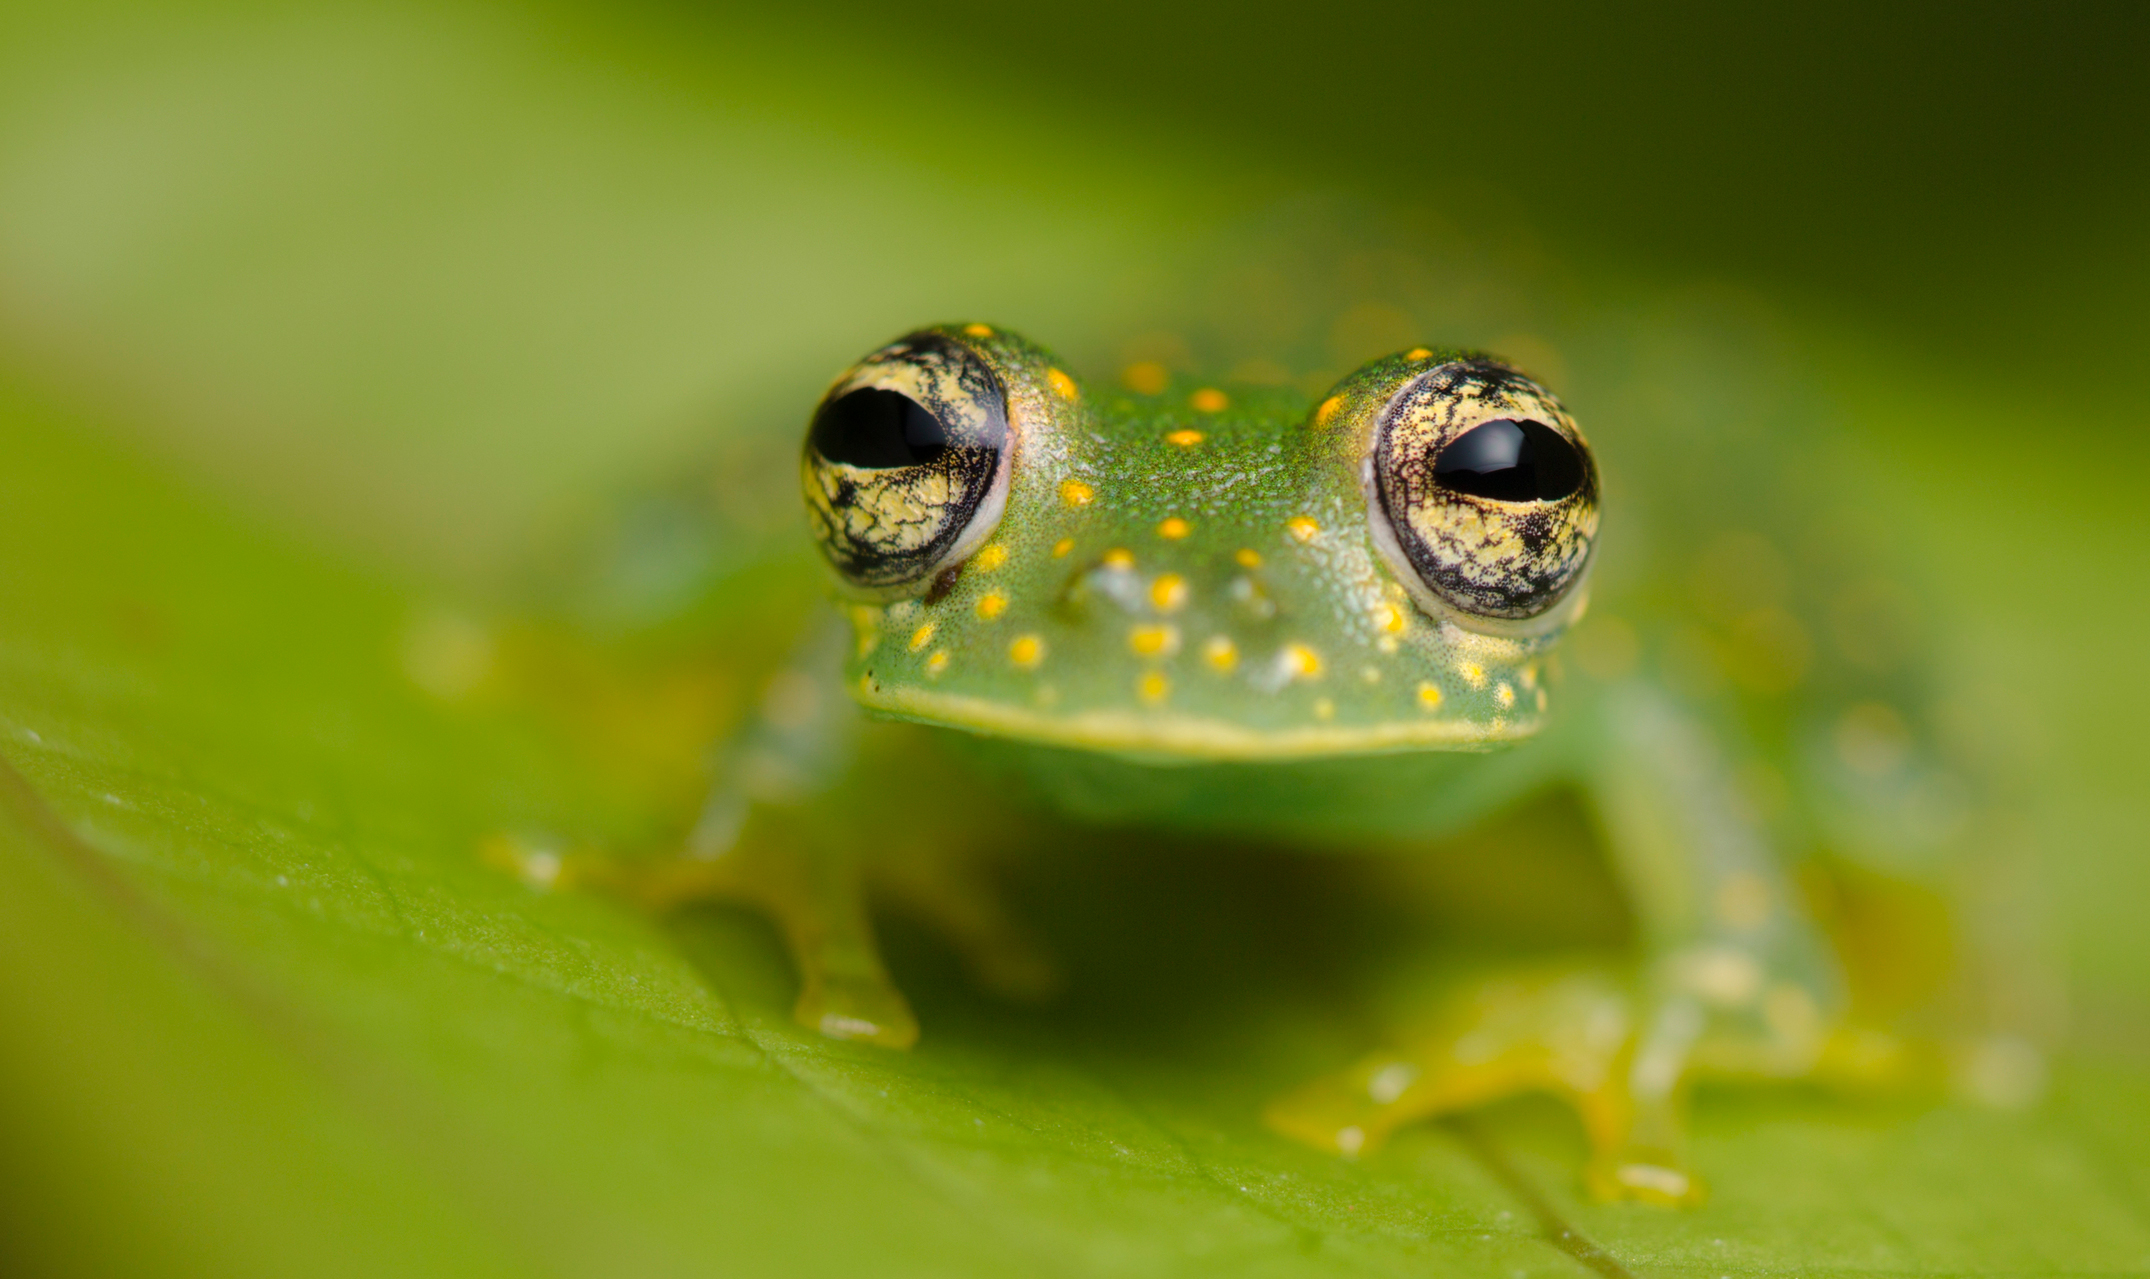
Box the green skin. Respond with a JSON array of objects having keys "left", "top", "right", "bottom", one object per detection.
[{"left": 525, "top": 318, "right": 2019, "bottom": 1207}]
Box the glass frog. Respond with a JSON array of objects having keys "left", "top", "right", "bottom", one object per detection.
[{"left": 498, "top": 316, "right": 2045, "bottom": 1208}]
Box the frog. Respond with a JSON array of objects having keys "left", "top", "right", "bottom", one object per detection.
[{"left": 492, "top": 302, "right": 2045, "bottom": 1208}]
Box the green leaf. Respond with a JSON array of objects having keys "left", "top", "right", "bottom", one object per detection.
[
  {"left": 5, "top": 371, "right": 2148, "bottom": 1277},
  {"left": 1, "top": 4, "right": 2146, "bottom": 1276}
]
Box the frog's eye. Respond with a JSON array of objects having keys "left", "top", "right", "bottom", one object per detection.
[
  {"left": 1366, "top": 357, "right": 1599, "bottom": 628},
  {"left": 802, "top": 332, "right": 1012, "bottom": 590}
]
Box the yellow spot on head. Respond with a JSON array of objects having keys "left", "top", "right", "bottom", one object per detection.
[
  {"left": 1202, "top": 635, "right": 1238, "bottom": 672},
  {"left": 1123, "top": 361, "right": 1169, "bottom": 395},
  {"left": 1417, "top": 682, "right": 1443, "bottom": 710},
  {"left": 974, "top": 543, "right": 1008, "bottom": 571},
  {"left": 1376, "top": 634, "right": 1399, "bottom": 654},
  {"left": 1281, "top": 643, "right": 1323, "bottom": 681},
  {"left": 1102, "top": 547, "right": 1135, "bottom": 570},
  {"left": 1059, "top": 478, "right": 1095, "bottom": 507},
  {"left": 1190, "top": 387, "right": 1229, "bottom": 413},
  {"left": 908, "top": 623, "right": 936, "bottom": 652},
  {"left": 924, "top": 651, "right": 950, "bottom": 676},
  {"left": 1286, "top": 516, "right": 1320, "bottom": 544},
  {"left": 1157, "top": 516, "right": 1191, "bottom": 540},
  {"left": 1137, "top": 671, "right": 1170, "bottom": 704},
  {"left": 1051, "top": 537, "right": 1075, "bottom": 558},
  {"left": 963, "top": 323, "right": 994, "bottom": 337},
  {"left": 1405, "top": 347, "right": 1433, "bottom": 360},
  {"left": 1458, "top": 661, "right": 1486, "bottom": 688},
  {"left": 975, "top": 590, "right": 1008, "bottom": 620},
  {"left": 1129, "top": 624, "right": 1181, "bottom": 658},
  {"left": 1495, "top": 682, "right": 1516, "bottom": 709},
  {"left": 1047, "top": 367, "right": 1078, "bottom": 401},
  {"left": 1164, "top": 428, "right": 1205, "bottom": 447},
  {"left": 1313, "top": 697, "right": 1335, "bottom": 721},
  {"left": 1373, "top": 603, "right": 1407, "bottom": 634},
  {"left": 1234, "top": 547, "right": 1262, "bottom": 569},
  {"left": 1150, "top": 573, "right": 1188, "bottom": 611},
  {"left": 1314, "top": 395, "right": 1343, "bottom": 427},
  {"left": 1008, "top": 634, "right": 1045, "bottom": 669}
]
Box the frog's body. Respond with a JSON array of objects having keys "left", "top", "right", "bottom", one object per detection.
[{"left": 501, "top": 300, "right": 2040, "bottom": 1206}]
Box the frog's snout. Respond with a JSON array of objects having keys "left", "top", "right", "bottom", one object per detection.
[{"left": 1049, "top": 547, "right": 1289, "bottom": 652}]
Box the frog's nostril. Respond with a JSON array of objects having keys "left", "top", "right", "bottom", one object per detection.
[{"left": 1060, "top": 553, "right": 1150, "bottom": 616}]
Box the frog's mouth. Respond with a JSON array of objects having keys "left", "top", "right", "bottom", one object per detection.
[{"left": 856, "top": 684, "right": 1533, "bottom": 762}]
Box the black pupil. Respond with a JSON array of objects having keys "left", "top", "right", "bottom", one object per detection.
[
  {"left": 810, "top": 387, "right": 951, "bottom": 468},
  {"left": 1432, "top": 418, "right": 1584, "bottom": 501}
]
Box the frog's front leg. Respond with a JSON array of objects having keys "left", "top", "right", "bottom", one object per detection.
[
  {"left": 1583, "top": 683, "right": 1845, "bottom": 1197},
  {"left": 492, "top": 618, "right": 921, "bottom": 1046},
  {"left": 678, "top": 808, "right": 919, "bottom": 1047},
  {"left": 1268, "top": 684, "right": 1843, "bottom": 1206}
]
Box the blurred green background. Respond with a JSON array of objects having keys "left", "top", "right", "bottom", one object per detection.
[{"left": 0, "top": 1, "right": 2145, "bottom": 1275}]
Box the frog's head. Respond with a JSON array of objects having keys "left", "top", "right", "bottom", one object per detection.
[{"left": 802, "top": 324, "right": 1598, "bottom": 761}]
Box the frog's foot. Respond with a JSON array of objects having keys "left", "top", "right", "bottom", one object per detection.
[
  {"left": 481, "top": 828, "right": 917, "bottom": 1048},
  {"left": 1264, "top": 964, "right": 1706, "bottom": 1208},
  {"left": 704, "top": 832, "right": 920, "bottom": 1049}
]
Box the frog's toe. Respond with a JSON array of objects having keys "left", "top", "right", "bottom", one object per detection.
[
  {"left": 480, "top": 831, "right": 594, "bottom": 893},
  {"left": 796, "top": 972, "right": 919, "bottom": 1049},
  {"left": 1586, "top": 1150, "right": 1707, "bottom": 1207},
  {"left": 1262, "top": 1061, "right": 1414, "bottom": 1158}
]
